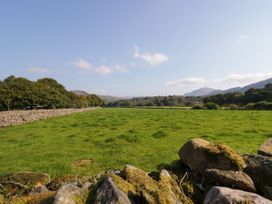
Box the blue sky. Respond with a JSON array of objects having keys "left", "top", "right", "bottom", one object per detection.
[{"left": 1, "top": 0, "right": 272, "bottom": 96}]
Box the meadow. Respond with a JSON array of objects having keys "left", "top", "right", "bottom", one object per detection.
[{"left": 0, "top": 108, "right": 271, "bottom": 177}]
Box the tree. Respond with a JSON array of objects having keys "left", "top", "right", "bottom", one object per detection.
[
  {"left": 0, "top": 76, "right": 104, "bottom": 111},
  {"left": 0, "top": 84, "right": 13, "bottom": 110}
]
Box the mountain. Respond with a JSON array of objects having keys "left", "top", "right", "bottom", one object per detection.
[
  {"left": 184, "top": 87, "right": 218, "bottom": 96},
  {"left": 239, "top": 78, "right": 272, "bottom": 93},
  {"left": 185, "top": 78, "right": 272, "bottom": 97}
]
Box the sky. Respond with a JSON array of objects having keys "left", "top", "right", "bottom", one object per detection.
[{"left": 1, "top": 0, "right": 272, "bottom": 96}]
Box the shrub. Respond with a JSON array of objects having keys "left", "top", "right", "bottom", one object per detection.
[
  {"left": 244, "top": 101, "right": 272, "bottom": 110},
  {"left": 204, "top": 102, "right": 220, "bottom": 110},
  {"left": 192, "top": 105, "right": 204, "bottom": 110}
]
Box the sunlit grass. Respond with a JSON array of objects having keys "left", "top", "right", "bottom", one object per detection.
[{"left": 0, "top": 108, "right": 271, "bottom": 177}]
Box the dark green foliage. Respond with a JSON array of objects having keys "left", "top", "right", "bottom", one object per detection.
[
  {"left": 244, "top": 101, "right": 272, "bottom": 110},
  {"left": 203, "top": 83, "right": 272, "bottom": 110},
  {"left": 0, "top": 75, "right": 104, "bottom": 111},
  {"left": 203, "top": 92, "right": 244, "bottom": 106},
  {"left": 107, "top": 95, "right": 202, "bottom": 107},
  {"left": 204, "top": 102, "right": 220, "bottom": 110},
  {"left": 192, "top": 105, "right": 204, "bottom": 110}
]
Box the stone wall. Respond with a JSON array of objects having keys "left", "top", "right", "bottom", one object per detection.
[
  {"left": 1, "top": 138, "right": 272, "bottom": 203},
  {"left": 0, "top": 108, "right": 97, "bottom": 127}
]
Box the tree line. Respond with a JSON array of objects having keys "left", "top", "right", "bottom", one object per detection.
[
  {"left": 203, "top": 84, "right": 272, "bottom": 109},
  {"left": 0, "top": 76, "right": 104, "bottom": 111},
  {"left": 107, "top": 95, "right": 202, "bottom": 107}
]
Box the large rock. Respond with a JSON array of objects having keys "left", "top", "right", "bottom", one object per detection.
[
  {"left": 178, "top": 138, "right": 245, "bottom": 174},
  {"left": 258, "top": 138, "right": 272, "bottom": 157},
  {"left": 204, "top": 186, "right": 272, "bottom": 204},
  {"left": 94, "top": 176, "right": 132, "bottom": 204},
  {"left": 203, "top": 169, "right": 256, "bottom": 192},
  {"left": 53, "top": 183, "right": 88, "bottom": 204},
  {"left": 243, "top": 154, "right": 272, "bottom": 195}
]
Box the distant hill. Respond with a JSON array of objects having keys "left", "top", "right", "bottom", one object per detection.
[
  {"left": 184, "top": 78, "right": 272, "bottom": 96},
  {"left": 184, "top": 87, "right": 218, "bottom": 96},
  {"left": 72, "top": 91, "right": 131, "bottom": 103},
  {"left": 239, "top": 78, "right": 272, "bottom": 93},
  {"left": 99, "top": 95, "right": 131, "bottom": 103},
  {"left": 72, "top": 90, "right": 91, "bottom": 96}
]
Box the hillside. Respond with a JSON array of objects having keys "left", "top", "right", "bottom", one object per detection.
[
  {"left": 184, "top": 87, "right": 218, "bottom": 96},
  {"left": 185, "top": 78, "right": 272, "bottom": 96},
  {"left": 99, "top": 95, "right": 131, "bottom": 103}
]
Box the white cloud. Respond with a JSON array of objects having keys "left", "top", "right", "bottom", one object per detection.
[
  {"left": 232, "top": 33, "right": 248, "bottom": 48},
  {"left": 72, "top": 58, "right": 128, "bottom": 76},
  {"left": 165, "top": 73, "right": 272, "bottom": 95},
  {"left": 133, "top": 45, "right": 169, "bottom": 66},
  {"left": 224, "top": 73, "right": 272, "bottom": 84},
  {"left": 166, "top": 77, "right": 206, "bottom": 86},
  {"left": 28, "top": 67, "right": 50, "bottom": 74},
  {"left": 95, "top": 65, "right": 113, "bottom": 76},
  {"left": 72, "top": 58, "right": 92, "bottom": 71}
]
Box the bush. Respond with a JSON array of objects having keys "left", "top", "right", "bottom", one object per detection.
[
  {"left": 204, "top": 102, "right": 220, "bottom": 110},
  {"left": 244, "top": 101, "right": 272, "bottom": 110},
  {"left": 192, "top": 105, "right": 204, "bottom": 110}
]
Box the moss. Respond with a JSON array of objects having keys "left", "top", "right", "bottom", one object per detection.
[
  {"left": 123, "top": 165, "right": 158, "bottom": 191},
  {"left": 181, "top": 181, "right": 204, "bottom": 204},
  {"left": 203, "top": 142, "right": 246, "bottom": 170},
  {"left": 110, "top": 174, "right": 137, "bottom": 195},
  {"left": 160, "top": 170, "right": 194, "bottom": 204},
  {"left": 2, "top": 172, "right": 50, "bottom": 188},
  {"left": 0, "top": 195, "right": 3, "bottom": 204},
  {"left": 8, "top": 191, "right": 55, "bottom": 204},
  {"left": 73, "top": 190, "right": 90, "bottom": 204},
  {"left": 46, "top": 175, "right": 85, "bottom": 190},
  {"left": 123, "top": 165, "right": 193, "bottom": 204}
]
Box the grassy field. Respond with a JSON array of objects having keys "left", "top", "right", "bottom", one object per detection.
[{"left": 0, "top": 108, "right": 271, "bottom": 177}]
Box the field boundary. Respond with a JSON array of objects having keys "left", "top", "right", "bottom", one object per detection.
[{"left": 0, "top": 107, "right": 98, "bottom": 127}]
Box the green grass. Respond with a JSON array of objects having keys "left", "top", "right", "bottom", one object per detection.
[{"left": 0, "top": 108, "right": 271, "bottom": 177}]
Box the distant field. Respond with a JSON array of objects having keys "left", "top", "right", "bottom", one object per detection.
[{"left": 0, "top": 108, "right": 271, "bottom": 177}]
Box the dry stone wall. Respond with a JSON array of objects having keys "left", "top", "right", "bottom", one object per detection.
[
  {"left": 1, "top": 138, "right": 272, "bottom": 203},
  {"left": 0, "top": 108, "right": 97, "bottom": 127}
]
